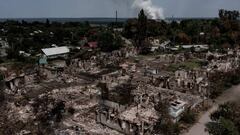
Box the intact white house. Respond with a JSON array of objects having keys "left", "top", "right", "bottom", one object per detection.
[{"left": 41, "top": 46, "right": 70, "bottom": 59}]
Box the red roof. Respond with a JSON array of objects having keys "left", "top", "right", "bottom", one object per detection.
[
  {"left": 88, "top": 42, "right": 98, "bottom": 48},
  {"left": 80, "top": 37, "right": 87, "bottom": 40}
]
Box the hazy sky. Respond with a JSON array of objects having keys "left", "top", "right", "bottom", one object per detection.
[{"left": 0, "top": 0, "right": 239, "bottom": 18}]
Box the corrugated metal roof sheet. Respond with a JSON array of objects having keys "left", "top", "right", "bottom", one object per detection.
[{"left": 41, "top": 46, "right": 69, "bottom": 56}]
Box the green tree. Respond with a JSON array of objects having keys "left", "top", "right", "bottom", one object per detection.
[
  {"left": 137, "top": 9, "right": 147, "bottom": 48},
  {"left": 153, "top": 100, "right": 181, "bottom": 135},
  {"left": 206, "top": 117, "right": 239, "bottom": 135},
  {"left": 45, "top": 19, "right": 50, "bottom": 27},
  {"left": 219, "top": 9, "right": 240, "bottom": 20},
  {"left": 180, "top": 110, "right": 196, "bottom": 124},
  {"left": 154, "top": 120, "right": 180, "bottom": 135},
  {"left": 206, "top": 102, "right": 240, "bottom": 135},
  {"left": 123, "top": 19, "right": 138, "bottom": 39},
  {"left": 98, "top": 30, "right": 122, "bottom": 52}
]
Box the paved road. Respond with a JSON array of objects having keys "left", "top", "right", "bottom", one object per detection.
[{"left": 184, "top": 84, "right": 240, "bottom": 135}]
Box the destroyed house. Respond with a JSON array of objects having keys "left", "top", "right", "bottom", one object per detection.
[
  {"left": 97, "top": 82, "right": 202, "bottom": 134},
  {"left": 169, "top": 100, "right": 187, "bottom": 123},
  {"left": 96, "top": 83, "right": 161, "bottom": 135},
  {"left": 97, "top": 99, "right": 160, "bottom": 135},
  {"left": 4, "top": 73, "right": 25, "bottom": 90},
  {"left": 176, "top": 44, "right": 209, "bottom": 52},
  {"left": 97, "top": 84, "right": 162, "bottom": 134}
]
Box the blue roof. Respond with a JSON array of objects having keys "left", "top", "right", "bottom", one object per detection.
[{"left": 39, "top": 57, "right": 48, "bottom": 65}]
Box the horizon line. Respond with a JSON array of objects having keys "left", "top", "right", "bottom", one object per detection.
[{"left": 0, "top": 16, "right": 218, "bottom": 19}]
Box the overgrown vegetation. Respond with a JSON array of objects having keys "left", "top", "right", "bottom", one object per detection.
[
  {"left": 97, "top": 30, "right": 123, "bottom": 52},
  {"left": 209, "top": 68, "right": 240, "bottom": 99},
  {"left": 123, "top": 9, "right": 240, "bottom": 51},
  {"left": 1, "top": 19, "right": 126, "bottom": 63},
  {"left": 167, "top": 59, "right": 203, "bottom": 72},
  {"left": 1, "top": 9, "right": 239, "bottom": 61},
  {"left": 153, "top": 100, "right": 181, "bottom": 135},
  {"left": 206, "top": 102, "right": 240, "bottom": 135},
  {"left": 180, "top": 110, "right": 197, "bottom": 124},
  {"left": 0, "top": 74, "right": 3, "bottom": 81}
]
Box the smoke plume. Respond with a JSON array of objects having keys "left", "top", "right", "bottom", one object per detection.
[{"left": 132, "top": 0, "right": 164, "bottom": 19}]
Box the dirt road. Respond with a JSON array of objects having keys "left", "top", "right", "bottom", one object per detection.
[{"left": 184, "top": 84, "right": 240, "bottom": 135}]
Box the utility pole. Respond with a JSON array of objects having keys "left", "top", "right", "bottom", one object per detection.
[{"left": 115, "top": 10, "right": 118, "bottom": 24}]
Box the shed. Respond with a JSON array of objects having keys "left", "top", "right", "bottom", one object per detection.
[{"left": 39, "top": 55, "right": 48, "bottom": 65}]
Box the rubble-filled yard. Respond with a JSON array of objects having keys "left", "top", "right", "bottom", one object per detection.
[{"left": 0, "top": 79, "right": 122, "bottom": 135}]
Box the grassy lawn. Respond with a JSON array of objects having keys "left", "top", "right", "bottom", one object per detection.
[{"left": 167, "top": 59, "right": 202, "bottom": 72}]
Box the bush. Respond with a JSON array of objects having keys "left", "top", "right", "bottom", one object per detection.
[
  {"left": 153, "top": 116, "right": 180, "bottom": 135},
  {"left": 180, "top": 110, "right": 196, "bottom": 124},
  {"left": 0, "top": 74, "right": 3, "bottom": 81},
  {"left": 206, "top": 117, "right": 239, "bottom": 135},
  {"left": 159, "top": 121, "right": 181, "bottom": 135},
  {"left": 167, "top": 59, "right": 202, "bottom": 72},
  {"left": 209, "top": 69, "right": 240, "bottom": 99},
  {"left": 0, "top": 58, "right": 4, "bottom": 63},
  {"left": 206, "top": 102, "right": 240, "bottom": 135},
  {"left": 97, "top": 31, "right": 123, "bottom": 52},
  {"left": 68, "top": 107, "right": 75, "bottom": 114}
]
